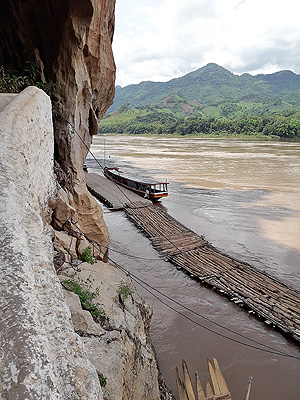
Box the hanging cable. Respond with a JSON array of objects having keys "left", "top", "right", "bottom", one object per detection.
[
  {"left": 130, "top": 274, "right": 299, "bottom": 360},
  {"left": 68, "top": 219, "right": 300, "bottom": 361},
  {"left": 72, "top": 219, "right": 161, "bottom": 261},
  {"left": 108, "top": 255, "right": 300, "bottom": 360},
  {"left": 64, "top": 118, "right": 137, "bottom": 205},
  {"left": 62, "top": 121, "right": 300, "bottom": 360}
]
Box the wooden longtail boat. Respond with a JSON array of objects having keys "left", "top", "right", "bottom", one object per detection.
[{"left": 103, "top": 166, "right": 169, "bottom": 200}]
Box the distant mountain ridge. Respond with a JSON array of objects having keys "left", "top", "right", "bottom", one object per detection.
[{"left": 110, "top": 63, "right": 300, "bottom": 112}]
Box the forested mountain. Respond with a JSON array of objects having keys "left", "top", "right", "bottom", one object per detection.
[
  {"left": 110, "top": 63, "right": 300, "bottom": 114},
  {"left": 99, "top": 64, "right": 300, "bottom": 139},
  {"left": 99, "top": 102, "right": 300, "bottom": 138}
]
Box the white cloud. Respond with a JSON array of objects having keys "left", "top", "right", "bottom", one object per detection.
[{"left": 113, "top": 0, "right": 300, "bottom": 86}]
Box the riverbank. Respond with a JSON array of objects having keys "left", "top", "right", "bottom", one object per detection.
[{"left": 101, "top": 132, "right": 285, "bottom": 140}]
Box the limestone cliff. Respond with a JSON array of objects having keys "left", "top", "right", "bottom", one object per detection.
[
  {"left": 0, "top": 82, "right": 173, "bottom": 400},
  {"left": 0, "top": 1, "right": 173, "bottom": 399},
  {"left": 0, "top": 87, "right": 103, "bottom": 399},
  {"left": 0, "top": 0, "right": 116, "bottom": 250},
  {"left": 60, "top": 262, "right": 171, "bottom": 400}
]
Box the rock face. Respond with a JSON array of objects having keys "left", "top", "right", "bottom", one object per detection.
[
  {"left": 0, "top": 2, "right": 173, "bottom": 399},
  {"left": 61, "top": 261, "right": 169, "bottom": 400},
  {"left": 0, "top": 0, "right": 116, "bottom": 248},
  {"left": 0, "top": 87, "right": 103, "bottom": 399},
  {"left": 0, "top": 86, "right": 173, "bottom": 399}
]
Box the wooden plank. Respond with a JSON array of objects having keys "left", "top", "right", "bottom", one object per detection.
[
  {"left": 195, "top": 372, "right": 206, "bottom": 400},
  {"left": 176, "top": 367, "right": 189, "bottom": 400},
  {"left": 212, "top": 359, "right": 230, "bottom": 396},
  {"left": 208, "top": 358, "right": 221, "bottom": 395},
  {"left": 182, "top": 360, "right": 196, "bottom": 400},
  {"left": 205, "top": 382, "right": 214, "bottom": 398}
]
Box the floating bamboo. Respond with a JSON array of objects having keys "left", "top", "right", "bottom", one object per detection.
[
  {"left": 176, "top": 359, "right": 233, "bottom": 400},
  {"left": 86, "top": 173, "right": 300, "bottom": 342},
  {"left": 125, "top": 203, "right": 300, "bottom": 342}
]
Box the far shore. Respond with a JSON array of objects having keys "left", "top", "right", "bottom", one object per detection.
[{"left": 98, "top": 132, "right": 300, "bottom": 142}]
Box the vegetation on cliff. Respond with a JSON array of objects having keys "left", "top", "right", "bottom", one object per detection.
[
  {"left": 0, "top": 63, "right": 57, "bottom": 96},
  {"left": 63, "top": 274, "right": 106, "bottom": 324}
]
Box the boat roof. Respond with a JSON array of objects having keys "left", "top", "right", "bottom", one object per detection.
[{"left": 105, "top": 167, "right": 169, "bottom": 186}]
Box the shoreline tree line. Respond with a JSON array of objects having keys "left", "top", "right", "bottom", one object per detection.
[{"left": 98, "top": 106, "right": 300, "bottom": 139}]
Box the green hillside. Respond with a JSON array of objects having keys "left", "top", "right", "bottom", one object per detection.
[
  {"left": 99, "top": 64, "right": 300, "bottom": 139},
  {"left": 110, "top": 63, "right": 300, "bottom": 113},
  {"left": 99, "top": 101, "right": 300, "bottom": 139}
]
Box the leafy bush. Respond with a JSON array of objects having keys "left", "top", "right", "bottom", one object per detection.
[
  {"left": 63, "top": 274, "right": 105, "bottom": 324},
  {"left": 0, "top": 65, "right": 29, "bottom": 93},
  {"left": 81, "top": 246, "right": 96, "bottom": 264},
  {"left": 118, "top": 281, "right": 133, "bottom": 303},
  {"left": 0, "top": 62, "right": 58, "bottom": 114}
]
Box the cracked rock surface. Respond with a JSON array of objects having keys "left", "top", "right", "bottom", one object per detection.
[
  {"left": 0, "top": 88, "right": 103, "bottom": 399},
  {"left": 61, "top": 261, "right": 172, "bottom": 400}
]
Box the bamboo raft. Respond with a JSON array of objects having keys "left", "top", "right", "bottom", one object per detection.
[
  {"left": 85, "top": 173, "right": 300, "bottom": 342},
  {"left": 125, "top": 202, "right": 300, "bottom": 342}
]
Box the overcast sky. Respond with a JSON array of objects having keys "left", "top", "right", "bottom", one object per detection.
[{"left": 112, "top": 0, "right": 300, "bottom": 87}]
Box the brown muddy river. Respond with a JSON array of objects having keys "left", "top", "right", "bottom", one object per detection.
[{"left": 87, "top": 135, "right": 300, "bottom": 399}]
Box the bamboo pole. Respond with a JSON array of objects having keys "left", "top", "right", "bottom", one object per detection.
[
  {"left": 182, "top": 360, "right": 196, "bottom": 400},
  {"left": 244, "top": 376, "right": 252, "bottom": 400},
  {"left": 195, "top": 372, "right": 206, "bottom": 400}
]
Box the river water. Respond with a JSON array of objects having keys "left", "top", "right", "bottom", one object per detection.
[{"left": 87, "top": 135, "right": 300, "bottom": 400}]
